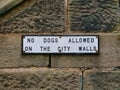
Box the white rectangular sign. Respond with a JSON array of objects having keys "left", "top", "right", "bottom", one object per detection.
[{"left": 22, "top": 35, "right": 99, "bottom": 54}]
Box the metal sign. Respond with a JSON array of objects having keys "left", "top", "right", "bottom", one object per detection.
[{"left": 22, "top": 35, "right": 99, "bottom": 54}]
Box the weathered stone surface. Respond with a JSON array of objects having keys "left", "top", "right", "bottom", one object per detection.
[
  {"left": 51, "top": 34, "right": 120, "bottom": 68},
  {"left": 84, "top": 70, "right": 120, "bottom": 90},
  {"left": 0, "top": 34, "right": 49, "bottom": 68},
  {"left": 69, "top": 0, "right": 120, "bottom": 32},
  {"left": 0, "top": 68, "right": 81, "bottom": 90},
  {"left": 0, "top": 0, "right": 65, "bottom": 33},
  {"left": 0, "top": 0, "right": 24, "bottom": 15}
]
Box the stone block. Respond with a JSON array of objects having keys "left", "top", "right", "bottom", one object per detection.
[
  {"left": 69, "top": 0, "right": 120, "bottom": 32},
  {"left": 0, "top": 0, "right": 65, "bottom": 33},
  {"left": 83, "top": 70, "right": 120, "bottom": 90},
  {"left": 51, "top": 34, "right": 120, "bottom": 68},
  {"left": 0, "top": 0, "right": 24, "bottom": 15},
  {"left": 0, "top": 68, "right": 81, "bottom": 90},
  {"left": 0, "top": 34, "right": 49, "bottom": 68}
]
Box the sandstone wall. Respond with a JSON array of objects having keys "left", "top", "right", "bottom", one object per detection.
[{"left": 0, "top": 0, "right": 120, "bottom": 90}]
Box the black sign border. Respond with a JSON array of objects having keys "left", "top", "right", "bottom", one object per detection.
[{"left": 21, "top": 35, "right": 100, "bottom": 55}]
